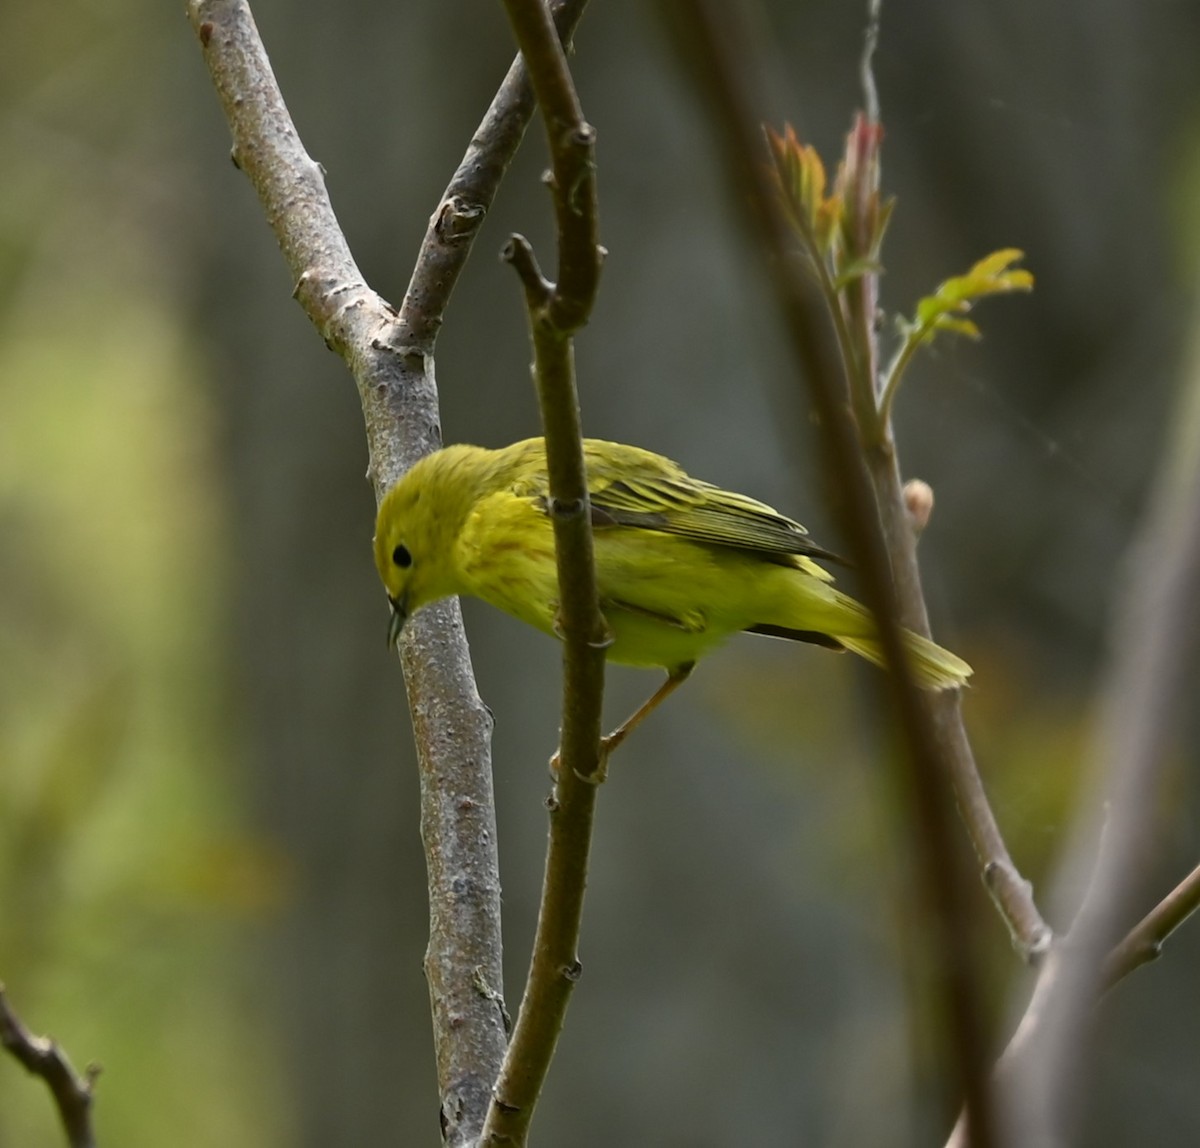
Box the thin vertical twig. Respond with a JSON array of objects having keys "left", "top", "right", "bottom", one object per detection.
[
  {"left": 480, "top": 1, "right": 606, "bottom": 1142},
  {"left": 859, "top": 0, "right": 882, "bottom": 126}
]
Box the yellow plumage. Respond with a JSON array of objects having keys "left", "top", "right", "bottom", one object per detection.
[{"left": 373, "top": 438, "right": 972, "bottom": 707}]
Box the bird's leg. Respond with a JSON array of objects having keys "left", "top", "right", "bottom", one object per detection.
[
  {"left": 601, "top": 662, "right": 695, "bottom": 758},
  {"left": 549, "top": 663, "right": 695, "bottom": 783}
]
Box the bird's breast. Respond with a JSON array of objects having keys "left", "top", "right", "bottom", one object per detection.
[{"left": 455, "top": 492, "right": 561, "bottom": 634}]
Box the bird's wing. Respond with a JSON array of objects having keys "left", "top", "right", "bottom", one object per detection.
[
  {"left": 512, "top": 440, "right": 843, "bottom": 565},
  {"left": 588, "top": 444, "right": 843, "bottom": 565}
]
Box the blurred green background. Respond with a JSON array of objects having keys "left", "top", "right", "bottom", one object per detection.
[{"left": 3, "top": 1, "right": 1200, "bottom": 1144}]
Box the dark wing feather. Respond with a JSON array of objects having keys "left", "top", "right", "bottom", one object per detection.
[
  {"left": 746, "top": 623, "right": 846, "bottom": 649},
  {"left": 583, "top": 445, "right": 844, "bottom": 564},
  {"left": 509, "top": 438, "right": 844, "bottom": 564}
]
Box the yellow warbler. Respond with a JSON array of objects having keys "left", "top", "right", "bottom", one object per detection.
[{"left": 375, "top": 438, "right": 971, "bottom": 746}]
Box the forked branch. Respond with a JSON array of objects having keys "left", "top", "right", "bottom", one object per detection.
[{"left": 186, "top": 2, "right": 598, "bottom": 1140}]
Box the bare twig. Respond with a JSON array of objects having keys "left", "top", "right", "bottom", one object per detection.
[
  {"left": 865, "top": 405, "right": 1051, "bottom": 961},
  {"left": 479, "top": 3, "right": 606, "bottom": 1143},
  {"left": 186, "top": 2, "right": 603, "bottom": 1138},
  {"left": 398, "top": 0, "right": 590, "bottom": 350},
  {"left": 0, "top": 985, "right": 97, "bottom": 1148},
  {"left": 664, "top": 4, "right": 997, "bottom": 1144},
  {"left": 1103, "top": 860, "right": 1200, "bottom": 988}
]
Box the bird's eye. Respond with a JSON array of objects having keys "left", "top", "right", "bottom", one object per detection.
[{"left": 392, "top": 543, "right": 413, "bottom": 569}]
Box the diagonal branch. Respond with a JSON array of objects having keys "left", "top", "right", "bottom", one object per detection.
[
  {"left": 398, "top": 0, "right": 590, "bottom": 350},
  {"left": 0, "top": 984, "right": 97, "bottom": 1148},
  {"left": 480, "top": 2, "right": 606, "bottom": 1144},
  {"left": 187, "top": 2, "right": 584, "bottom": 1139},
  {"left": 864, "top": 358, "right": 1050, "bottom": 961},
  {"left": 1103, "top": 859, "right": 1200, "bottom": 988},
  {"left": 664, "top": 3, "right": 997, "bottom": 1144}
]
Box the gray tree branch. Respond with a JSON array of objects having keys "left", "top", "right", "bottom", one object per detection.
[{"left": 187, "top": 2, "right": 583, "bottom": 1140}]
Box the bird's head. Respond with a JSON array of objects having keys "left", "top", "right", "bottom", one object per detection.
[{"left": 373, "top": 446, "right": 491, "bottom": 647}]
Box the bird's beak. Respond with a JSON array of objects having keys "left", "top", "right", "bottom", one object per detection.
[{"left": 386, "top": 595, "right": 407, "bottom": 649}]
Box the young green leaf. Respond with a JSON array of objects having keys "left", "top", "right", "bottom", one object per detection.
[
  {"left": 879, "top": 249, "right": 1033, "bottom": 428},
  {"left": 912, "top": 248, "right": 1034, "bottom": 339}
]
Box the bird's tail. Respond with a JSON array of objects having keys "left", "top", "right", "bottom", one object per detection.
[
  {"left": 836, "top": 631, "right": 972, "bottom": 691},
  {"left": 771, "top": 577, "right": 973, "bottom": 691}
]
